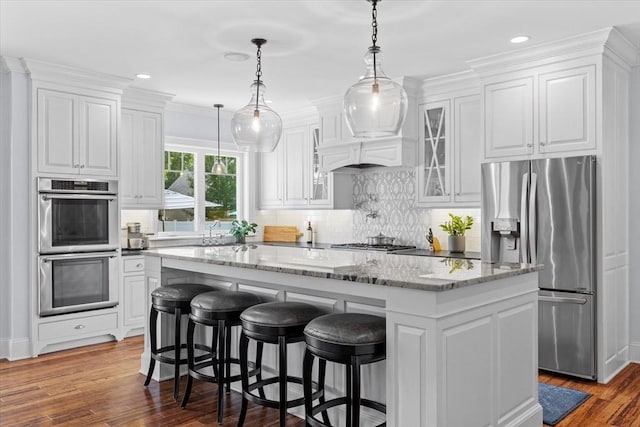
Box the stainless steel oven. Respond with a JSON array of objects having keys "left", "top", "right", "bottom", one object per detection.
[
  {"left": 39, "top": 251, "right": 119, "bottom": 316},
  {"left": 38, "top": 177, "right": 119, "bottom": 254}
]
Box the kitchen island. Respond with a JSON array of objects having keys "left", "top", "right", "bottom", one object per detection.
[{"left": 142, "top": 245, "right": 543, "bottom": 427}]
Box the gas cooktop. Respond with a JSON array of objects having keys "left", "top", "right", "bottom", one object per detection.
[{"left": 330, "top": 243, "right": 417, "bottom": 253}]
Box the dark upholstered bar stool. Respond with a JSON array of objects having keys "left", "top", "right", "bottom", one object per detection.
[
  {"left": 181, "top": 290, "right": 262, "bottom": 424},
  {"left": 143, "top": 283, "right": 213, "bottom": 400},
  {"left": 237, "top": 301, "right": 327, "bottom": 427},
  {"left": 303, "top": 313, "right": 387, "bottom": 427}
]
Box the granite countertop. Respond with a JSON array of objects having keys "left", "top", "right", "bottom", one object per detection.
[{"left": 145, "top": 245, "right": 541, "bottom": 292}]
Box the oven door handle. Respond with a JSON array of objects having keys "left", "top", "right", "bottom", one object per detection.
[
  {"left": 40, "top": 194, "right": 116, "bottom": 202},
  {"left": 40, "top": 251, "right": 119, "bottom": 262}
]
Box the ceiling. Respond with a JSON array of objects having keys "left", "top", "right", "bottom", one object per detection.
[{"left": 2, "top": 1, "right": 639, "bottom": 114}]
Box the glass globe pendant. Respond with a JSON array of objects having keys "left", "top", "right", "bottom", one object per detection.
[
  {"left": 344, "top": 0, "right": 407, "bottom": 138},
  {"left": 212, "top": 103, "right": 226, "bottom": 175},
  {"left": 231, "top": 38, "right": 283, "bottom": 153}
]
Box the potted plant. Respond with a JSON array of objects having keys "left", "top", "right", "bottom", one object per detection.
[
  {"left": 439, "top": 213, "right": 474, "bottom": 253},
  {"left": 230, "top": 219, "right": 258, "bottom": 244}
]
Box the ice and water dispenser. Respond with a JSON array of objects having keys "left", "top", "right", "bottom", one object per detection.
[{"left": 487, "top": 218, "right": 521, "bottom": 263}]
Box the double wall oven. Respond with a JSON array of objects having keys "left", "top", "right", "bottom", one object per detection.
[{"left": 37, "top": 178, "right": 119, "bottom": 316}]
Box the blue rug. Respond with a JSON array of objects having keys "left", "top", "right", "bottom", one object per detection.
[{"left": 538, "top": 383, "right": 591, "bottom": 425}]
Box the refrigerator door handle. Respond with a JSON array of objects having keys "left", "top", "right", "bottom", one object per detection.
[
  {"left": 539, "top": 295, "right": 588, "bottom": 305},
  {"left": 529, "top": 172, "right": 538, "bottom": 264},
  {"left": 520, "top": 172, "right": 529, "bottom": 263}
]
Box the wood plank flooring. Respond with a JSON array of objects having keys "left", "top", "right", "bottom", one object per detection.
[{"left": 1, "top": 335, "right": 638, "bottom": 426}]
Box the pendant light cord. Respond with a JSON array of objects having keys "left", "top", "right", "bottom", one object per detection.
[{"left": 216, "top": 105, "right": 221, "bottom": 161}]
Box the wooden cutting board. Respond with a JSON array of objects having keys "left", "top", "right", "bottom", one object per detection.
[{"left": 263, "top": 226, "right": 303, "bottom": 242}]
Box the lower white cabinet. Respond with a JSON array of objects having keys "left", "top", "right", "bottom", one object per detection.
[{"left": 121, "top": 256, "right": 146, "bottom": 336}]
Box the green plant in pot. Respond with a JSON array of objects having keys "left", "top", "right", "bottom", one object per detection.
[
  {"left": 439, "top": 213, "right": 474, "bottom": 253},
  {"left": 230, "top": 219, "right": 258, "bottom": 244}
]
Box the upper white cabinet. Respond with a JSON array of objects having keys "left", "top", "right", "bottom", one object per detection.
[
  {"left": 416, "top": 90, "right": 481, "bottom": 207},
  {"left": 258, "top": 121, "right": 351, "bottom": 210},
  {"left": 119, "top": 87, "right": 174, "bottom": 209},
  {"left": 482, "top": 63, "right": 596, "bottom": 159},
  {"left": 37, "top": 88, "right": 118, "bottom": 176}
]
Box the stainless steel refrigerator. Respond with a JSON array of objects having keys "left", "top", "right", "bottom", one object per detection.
[{"left": 481, "top": 155, "right": 596, "bottom": 379}]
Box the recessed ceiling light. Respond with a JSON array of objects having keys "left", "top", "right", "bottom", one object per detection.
[
  {"left": 136, "top": 73, "right": 151, "bottom": 79},
  {"left": 510, "top": 35, "right": 530, "bottom": 44},
  {"left": 224, "top": 52, "right": 250, "bottom": 62}
]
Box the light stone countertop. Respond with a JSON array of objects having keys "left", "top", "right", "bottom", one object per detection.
[{"left": 145, "top": 245, "right": 542, "bottom": 292}]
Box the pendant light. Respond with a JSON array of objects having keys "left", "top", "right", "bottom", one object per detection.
[
  {"left": 343, "top": 0, "right": 407, "bottom": 138},
  {"left": 231, "top": 38, "right": 283, "bottom": 152},
  {"left": 212, "top": 103, "right": 226, "bottom": 175}
]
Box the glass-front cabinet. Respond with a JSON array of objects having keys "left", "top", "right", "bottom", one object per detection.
[
  {"left": 309, "top": 128, "right": 331, "bottom": 205},
  {"left": 418, "top": 100, "right": 451, "bottom": 203}
]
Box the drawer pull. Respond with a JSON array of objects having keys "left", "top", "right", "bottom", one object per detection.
[
  {"left": 74, "top": 324, "right": 86, "bottom": 330},
  {"left": 136, "top": 263, "right": 143, "bottom": 268}
]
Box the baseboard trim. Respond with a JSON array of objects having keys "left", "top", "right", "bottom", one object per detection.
[
  {"left": 630, "top": 341, "right": 640, "bottom": 363},
  {"left": 1, "top": 337, "right": 32, "bottom": 361}
]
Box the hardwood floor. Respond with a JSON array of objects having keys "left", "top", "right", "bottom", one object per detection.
[{"left": 1, "top": 336, "right": 638, "bottom": 426}]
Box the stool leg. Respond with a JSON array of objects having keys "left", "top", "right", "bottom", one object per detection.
[
  {"left": 346, "top": 362, "right": 352, "bottom": 427},
  {"left": 217, "top": 319, "right": 226, "bottom": 424},
  {"left": 173, "top": 307, "right": 182, "bottom": 401},
  {"left": 237, "top": 331, "right": 250, "bottom": 427},
  {"left": 255, "top": 341, "right": 266, "bottom": 399},
  {"left": 350, "top": 357, "right": 362, "bottom": 427},
  {"left": 302, "top": 348, "right": 314, "bottom": 423},
  {"left": 318, "top": 359, "right": 331, "bottom": 425},
  {"left": 225, "top": 323, "right": 232, "bottom": 394},
  {"left": 144, "top": 306, "right": 158, "bottom": 387},
  {"left": 181, "top": 318, "right": 196, "bottom": 408},
  {"left": 278, "top": 335, "right": 287, "bottom": 427}
]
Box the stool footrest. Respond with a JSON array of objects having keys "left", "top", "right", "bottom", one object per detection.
[{"left": 244, "top": 376, "right": 324, "bottom": 410}]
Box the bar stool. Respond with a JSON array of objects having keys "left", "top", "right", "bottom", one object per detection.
[
  {"left": 303, "top": 313, "right": 387, "bottom": 427},
  {"left": 237, "top": 301, "right": 327, "bottom": 427},
  {"left": 181, "top": 290, "right": 263, "bottom": 424},
  {"left": 143, "top": 283, "right": 214, "bottom": 400}
]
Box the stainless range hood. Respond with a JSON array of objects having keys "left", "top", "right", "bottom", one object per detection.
[{"left": 312, "top": 77, "right": 419, "bottom": 172}]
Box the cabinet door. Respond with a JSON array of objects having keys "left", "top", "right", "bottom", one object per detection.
[
  {"left": 123, "top": 274, "right": 146, "bottom": 328},
  {"left": 136, "top": 112, "right": 163, "bottom": 207},
  {"left": 538, "top": 65, "right": 596, "bottom": 154},
  {"left": 37, "top": 89, "right": 77, "bottom": 174},
  {"left": 309, "top": 127, "right": 332, "bottom": 206},
  {"left": 453, "top": 94, "right": 481, "bottom": 203},
  {"left": 418, "top": 100, "right": 451, "bottom": 203},
  {"left": 120, "top": 109, "right": 137, "bottom": 206},
  {"left": 259, "top": 143, "right": 283, "bottom": 208},
  {"left": 484, "top": 77, "right": 534, "bottom": 158},
  {"left": 78, "top": 96, "right": 117, "bottom": 176},
  {"left": 282, "top": 126, "right": 309, "bottom": 206}
]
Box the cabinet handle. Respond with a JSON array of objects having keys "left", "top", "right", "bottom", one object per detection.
[
  {"left": 136, "top": 263, "right": 143, "bottom": 268},
  {"left": 80, "top": 164, "right": 85, "bottom": 168},
  {"left": 74, "top": 324, "right": 86, "bottom": 330},
  {"left": 456, "top": 192, "right": 461, "bottom": 196},
  {"left": 526, "top": 144, "right": 533, "bottom": 148},
  {"left": 540, "top": 142, "right": 546, "bottom": 146}
]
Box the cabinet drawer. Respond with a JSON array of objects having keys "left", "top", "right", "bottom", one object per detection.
[
  {"left": 39, "top": 313, "right": 118, "bottom": 341},
  {"left": 123, "top": 257, "right": 145, "bottom": 273}
]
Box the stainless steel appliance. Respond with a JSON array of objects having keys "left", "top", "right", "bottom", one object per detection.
[
  {"left": 38, "top": 177, "right": 119, "bottom": 254},
  {"left": 38, "top": 250, "right": 119, "bottom": 316},
  {"left": 330, "top": 243, "right": 416, "bottom": 253},
  {"left": 481, "top": 155, "right": 596, "bottom": 379}
]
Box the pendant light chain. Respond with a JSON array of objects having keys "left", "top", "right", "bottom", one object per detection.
[
  {"left": 216, "top": 105, "right": 221, "bottom": 161},
  {"left": 254, "top": 42, "right": 263, "bottom": 114},
  {"left": 370, "top": 0, "right": 378, "bottom": 82}
]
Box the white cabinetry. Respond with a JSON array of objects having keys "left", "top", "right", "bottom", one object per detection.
[
  {"left": 120, "top": 110, "right": 163, "bottom": 208},
  {"left": 259, "top": 122, "right": 351, "bottom": 209},
  {"left": 121, "top": 255, "right": 146, "bottom": 336},
  {"left": 483, "top": 63, "right": 596, "bottom": 159},
  {"left": 37, "top": 88, "right": 118, "bottom": 176},
  {"left": 417, "top": 91, "right": 481, "bottom": 207},
  {"left": 120, "top": 88, "right": 173, "bottom": 209}
]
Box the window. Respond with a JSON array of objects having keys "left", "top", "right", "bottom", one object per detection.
[{"left": 159, "top": 149, "right": 239, "bottom": 233}]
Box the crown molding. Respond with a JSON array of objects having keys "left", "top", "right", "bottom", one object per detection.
[
  {"left": 420, "top": 70, "right": 480, "bottom": 98},
  {"left": 122, "top": 86, "right": 175, "bottom": 111},
  {"left": 22, "top": 58, "right": 132, "bottom": 94},
  {"left": 603, "top": 26, "right": 640, "bottom": 70},
  {"left": 0, "top": 56, "right": 27, "bottom": 74},
  {"left": 279, "top": 105, "right": 318, "bottom": 126},
  {"left": 467, "top": 27, "right": 614, "bottom": 77}
]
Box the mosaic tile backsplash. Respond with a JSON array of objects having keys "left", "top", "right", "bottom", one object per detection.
[{"left": 352, "top": 167, "right": 481, "bottom": 251}]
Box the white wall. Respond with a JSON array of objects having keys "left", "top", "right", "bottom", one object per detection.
[
  {"left": 0, "top": 59, "right": 32, "bottom": 360},
  {"left": 629, "top": 65, "right": 640, "bottom": 362}
]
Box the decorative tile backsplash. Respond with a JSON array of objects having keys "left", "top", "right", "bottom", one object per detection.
[{"left": 352, "top": 167, "right": 481, "bottom": 251}]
